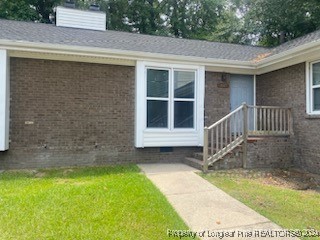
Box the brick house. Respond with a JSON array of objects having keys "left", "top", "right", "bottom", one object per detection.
[{"left": 0, "top": 7, "right": 319, "bottom": 173}]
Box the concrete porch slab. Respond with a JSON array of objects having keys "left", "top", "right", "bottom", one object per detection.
[{"left": 138, "top": 163, "right": 200, "bottom": 174}]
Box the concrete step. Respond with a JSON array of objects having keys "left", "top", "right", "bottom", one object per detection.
[
  {"left": 183, "top": 157, "right": 203, "bottom": 171},
  {"left": 193, "top": 152, "right": 204, "bottom": 161},
  {"left": 194, "top": 145, "right": 243, "bottom": 161}
]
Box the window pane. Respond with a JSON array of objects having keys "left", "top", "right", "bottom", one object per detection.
[
  {"left": 314, "top": 88, "right": 320, "bottom": 111},
  {"left": 174, "top": 71, "right": 195, "bottom": 98},
  {"left": 313, "top": 63, "right": 320, "bottom": 86},
  {"left": 147, "top": 69, "right": 169, "bottom": 97},
  {"left": 174, "top": 101, "right": 194, "bottom": 128},
  {"left": 147, "top": 100, "right": 168, "bottom": 128}
]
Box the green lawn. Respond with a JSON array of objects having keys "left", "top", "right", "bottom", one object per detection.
[
  {"left": 201, "top": 170, "right": 320, "bottom": 240},
  {"left": 0, "top": 165, "right": 193, "bottom": 240}
]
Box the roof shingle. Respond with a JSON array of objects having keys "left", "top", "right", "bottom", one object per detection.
[
  {"left": 0, "top": 19, "right": 268, "bottom": 62},
  {"left": 1, "top": 19, "right": 320, "bottom": 62}
]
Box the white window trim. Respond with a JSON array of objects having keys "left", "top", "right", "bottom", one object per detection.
[
  {"left": 0, "top": 50, "right": 10, "bottom": 151},
  {"left": 307, "top": 61, "right": 320, "bottom": 115},
  {"left": 135, "top": 61, "right": 205, "bottom": 148}
]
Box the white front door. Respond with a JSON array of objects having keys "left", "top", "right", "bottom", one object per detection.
[{"left": 230, "top": 74, "right": 254, "bottom": 131}]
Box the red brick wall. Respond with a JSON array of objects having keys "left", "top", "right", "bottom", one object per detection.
[
  {"left": 256, "top": 63, "right": 320, "bottom": 174},
  {"left": 0, "top": 58, "right": 199, "bottom": 169}
]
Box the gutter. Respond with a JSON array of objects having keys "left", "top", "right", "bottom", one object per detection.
[
  {"left": 256, "top": 40, "right": 320, "bottom": 68},
  {"left": 2, "top": 38, "right": 320, "bottom": 74}
]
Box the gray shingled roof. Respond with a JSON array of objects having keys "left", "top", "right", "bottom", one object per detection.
[
  {"left": 270, "top": 30, "right": 320, "bottom": 55},
  {"left": 1, "top": 19, "right": 320, "bottom": 62},
  {"left": 0, "top": 19, "right": 268, "bottom": 62}
]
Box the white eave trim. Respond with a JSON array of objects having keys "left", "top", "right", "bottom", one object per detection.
[
  {"left": 2, "top": 38, "right": 320, "bottom": 75},
  {"left": 256, "top": 40, "right": 320, "bottom": 74}
]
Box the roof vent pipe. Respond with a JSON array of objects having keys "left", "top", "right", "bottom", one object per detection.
[
  {"left": 89, "top": 3, "right": 100, "bottom": 11},
  {"left": 64, "top": 0, "right": 75, "bottom": 8}
]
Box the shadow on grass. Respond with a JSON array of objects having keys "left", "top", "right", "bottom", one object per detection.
[{"left": 0, "top": 164, "right": 140, "bottom": 181}]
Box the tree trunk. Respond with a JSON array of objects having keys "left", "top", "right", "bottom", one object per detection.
[{"left": 279, "top": 31, "right": 286, "bottom": 44}]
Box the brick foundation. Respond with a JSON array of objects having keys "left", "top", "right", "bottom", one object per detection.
[{"left": 247, "top": 137, "right": 294, "bottom": 169}]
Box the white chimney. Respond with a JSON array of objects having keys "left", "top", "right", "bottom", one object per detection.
[{"left": 56, "top": 6, "right": 106, "bottom": 31}]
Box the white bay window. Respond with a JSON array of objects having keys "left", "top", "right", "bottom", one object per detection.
[{"left": 135, "top": 61, "right": 204, "bottom": 147}]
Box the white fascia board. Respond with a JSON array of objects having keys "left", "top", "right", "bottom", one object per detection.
[
  {"left": 205, "top": 65, "right": 256, "bottom": 74},
  {"left": 9, "top": 50, "right": 136, "bottom": 67},
  {"left": 0, "top": 49, "right": 10, "bottom": 151},
  {"left": 0, "top": 40, "right": 255, "bottom": 71},
  {"left": 258, "top": 40, "right": 320, "bottom": 66},
  {"left": 3, "top": 38, "right": 320, "bottom": 75}
]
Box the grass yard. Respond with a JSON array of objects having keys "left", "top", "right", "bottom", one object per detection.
[
  {"left": 0, "top": 165, "right": 193, "bottom": 240},
  {"left": 201, "top": 169, "right": 320, "bottom": 240}
]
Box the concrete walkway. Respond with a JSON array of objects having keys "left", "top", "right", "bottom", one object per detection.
[{"left": 138, "top": 163, "right": 298, "bottom": 240}]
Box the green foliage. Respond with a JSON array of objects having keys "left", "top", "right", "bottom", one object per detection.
[
  {"left": 234, "top": 0, "right": 320, "bottom": 46},
  {"left": 163, "top": 0, "right": 225, "bottom": 39},
  {"left": 0, "top": 0, "right": 62, "bottom": 23},
  {"left": 208, "top": 7, "right": 247, "bottom": 44},
  {"left": 126, "top": 0, "right": 164, "bottom": 35},
  {"left": 0, "top": 0, "right": 38, "bottom": 21}
]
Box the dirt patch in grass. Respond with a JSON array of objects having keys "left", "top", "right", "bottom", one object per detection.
[
  {"left": 210, "top": 168, "right": 320, "bottom": 191},
  {"left": 55, "top": 178, "right": 92, "bottom": 186}
]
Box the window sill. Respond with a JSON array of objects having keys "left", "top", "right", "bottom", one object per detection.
[{"left": 144, "top": 128, "right": 197, "bottom": 133}]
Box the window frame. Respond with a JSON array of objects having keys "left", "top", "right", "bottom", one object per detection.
[
  {"left": 307, "top": 61, "right": 320, "bottom": 115},
  {"left": 146, "top": 67, "right": 170, "bottom": 129},
  {"left": 135, "top": 61, "right": 205, "bottom": 148},
  {"left": 145, "top": 67, "right": 197, "bottom": 132},
  {"left": 173, "top": 69, "right": 196, "bottom": 129}
]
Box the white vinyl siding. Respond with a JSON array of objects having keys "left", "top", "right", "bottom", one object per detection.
[
  {"left": 56, "top": 6, "right": 106, "bottom": 31},
  {"left": 0, "top": 50, "right": 10, "bottom": 151},
  {"left": 143, "top": 132, "right": 201, "bottom": 147},
  {"left": 135, "top": 61, "right": 205, "bottom": 148}
]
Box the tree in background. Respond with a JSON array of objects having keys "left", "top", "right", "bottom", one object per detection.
[
  {"left": 163, "top": 0, "right": 225, "bottom": 39},
  {"left": 0, "top": 0, "right": 62, "bottom": 23},
  {"left": 207, "top": 1, "right": 248, "bottom": 44},
  {"left": 235, "top": 0, "right": 320, "bottom": 46},
  {"left": 0, "top": 0, "right": 38, "bottom": 21}
]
